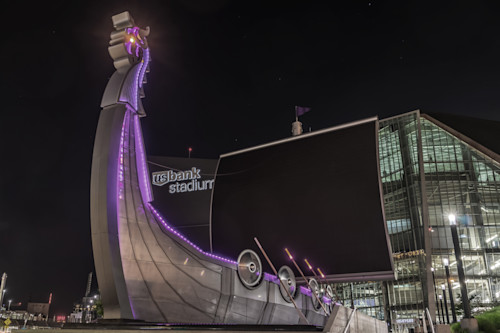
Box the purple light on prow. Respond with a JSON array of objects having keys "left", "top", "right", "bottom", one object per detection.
[
  {"left": 125, "top": 27, "right": 145, "bottom": 58},
  {"left": 134, "top": 115, "right": 153, "bottom": 203},
  {"left": 147, "top": 203, "right": 238, "bottom": 265},
  {"left": 138, "top": 48, "right": 150, "bottom": 89},
  {"left": 116, "top": 112, "right": 135, "bottom": 318}
]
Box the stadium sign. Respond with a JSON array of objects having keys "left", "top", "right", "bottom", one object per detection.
[{"left": 151, "top": 168, "right": 214, "bottom": 194}]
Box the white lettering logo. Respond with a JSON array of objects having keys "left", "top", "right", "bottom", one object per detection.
[{"left": 151, "top": 168, "right": 214, "bottom": 194}]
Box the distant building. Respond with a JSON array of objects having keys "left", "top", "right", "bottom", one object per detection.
[
  {"left": 27, "top": 302, "right": 49, "bottom": 319},
  {"left": 67, "top": 273, "right": 101, "bottom": 323}
]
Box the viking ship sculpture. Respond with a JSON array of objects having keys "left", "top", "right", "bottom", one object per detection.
[{"left": 90, "top": 11, "right": 338, "bottom": 325}]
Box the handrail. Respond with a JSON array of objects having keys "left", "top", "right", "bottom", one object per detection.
[
  {"left": 423, "top": 308, "right": 436, "bottom": 333},
  {"left": 343, "top": 308, "right": 357, "bottom": 333}
]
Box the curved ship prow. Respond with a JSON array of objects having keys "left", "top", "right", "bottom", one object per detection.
[
  {"left": 90, "top": 11, "right": 332, "bottom": 325},
  {"left": 90, "top": 12, "right": 391, "bottom": 333}
]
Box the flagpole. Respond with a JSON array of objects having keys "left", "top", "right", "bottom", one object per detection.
[{"left": 292, "top": 106, "right": 302, "bottom": 136}]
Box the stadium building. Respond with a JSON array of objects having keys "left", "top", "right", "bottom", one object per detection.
[
  {"left": 328, "top": 110, "right": 500, "bottom": 330},
  {"left": 148, "top": 110, "right": 500, "bottom": 330}
]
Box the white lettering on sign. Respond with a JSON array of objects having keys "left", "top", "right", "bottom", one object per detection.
[{"left": 151, "top": 168, "right": 214, "bottom": 194}]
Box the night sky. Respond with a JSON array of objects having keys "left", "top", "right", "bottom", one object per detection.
[{"left": 2, "top": 0, "right": 500, "bottom": 316}]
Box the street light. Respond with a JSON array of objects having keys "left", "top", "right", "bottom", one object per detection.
[
  {"left": 1, "top": 289, "right": 6, "bottom": 309},
  {"left": 441, "top": 284, "right": 450, "bottom": 324},
  {"left": 439, "top": 294, "right": 445, "bottom": 324},
  {"left": 448, "top": 213, "right": 472, "bottom": 319},
  {"left": 431, "top": 267, "right": 442, "bottom": 323},
  {"left": 8, "top": 299, "right": 12, "bottom": 311},
  {"left": 443, "top": 258, "right": 457, "bottom": 322}
]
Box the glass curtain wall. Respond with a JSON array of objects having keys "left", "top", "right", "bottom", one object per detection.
[
  {"left": 330, "top": 112, "right": 500, "bottom": 330},
  {"left": 421, "top": 117, "right": 500, "bottom": 322},
  {"left": 379, "top": 112, "right": 428, "bottom": 328}
]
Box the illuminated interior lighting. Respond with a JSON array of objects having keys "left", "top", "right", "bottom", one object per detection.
[
  {"left": 130, "top": 37, "right": 135, "bottom": 43},
  {"left": 487, "top": 234, "right": 498, "bottom": 243},
  {"left": 448, "top": 214, "right": 456, "bottom": 225},
  {"left": 147, "top": 203, "right": 238, "bottom": 265}
]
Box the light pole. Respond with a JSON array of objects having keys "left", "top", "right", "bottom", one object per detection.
[
  {"left": 1, "top": 290, "right": 6, "bottom": 309},
  {"left": 442, "top": 284, "right": 450, "bottom": 324},
  {"left": 431, "top": 267, "right": 441, "bottom": 322},
  {"left": 443, "top": 258, "right": 457, "bottom": 322},
  {"left": 448, "top": 213, "right": 472, "bottom": 319},
  {"left": 439, "top": 294, "right": 445, "bottom": 324},
  {"left": 8, "top": 300, "right": 11, "bottom": 311}
]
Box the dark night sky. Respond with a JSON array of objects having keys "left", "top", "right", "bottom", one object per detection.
[{"left": 2, "top": 0, "right": 500, "bottom": 316}]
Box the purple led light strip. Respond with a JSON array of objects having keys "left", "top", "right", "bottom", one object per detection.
[
  {"left": 264, "top": 272, "right": 280, "bottom": 284},
  {"left": 147, "top": 203, "right": 237, "bottom": 265},
  {"left": 134, "top": 115, "right": 153, "bottom": 203},
  {"left": 118, "top": 113, "right": 127, "bottom": 198},
  {"left": 132, "top": 36, "right": 149, "bottom": 111},
  {"left": 300, "top": 286, "right": 311, "bottom": 296},
  {"left": 116, "top": 111, "right": 136, "bottom": 318},
  {"left": 138, "top": 48, "right": 150, "bottom": 89}
]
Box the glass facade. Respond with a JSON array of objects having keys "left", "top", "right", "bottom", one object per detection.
[{"left": 328, "top": 111, "right": 500, "bottom": 330}]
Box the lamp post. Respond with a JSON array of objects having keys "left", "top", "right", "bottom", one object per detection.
[
  {"left": 443, "top": 258, "right": 457, "bottom": 322},
  {"left": 431, "top": 267, "right": 441, "bottom": 322},
  {"left": 439, "top": 294, "right": 445, "bottom": 324},
  {"left": 8, "top": 299, "right": 11, "bottom": 311},
  {"left": 1, "top": 290, "right": 6, "bottom": 309},
  {"left": 448, "top": 213, "right": 472, "bottom": 319},
  {"left": 442, "top": 284, "right": 450, "bottom": 324}
]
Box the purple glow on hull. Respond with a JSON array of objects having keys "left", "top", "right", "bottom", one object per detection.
[
  {"left": 264, "top": 273, "right": 280, "bottom": 285},
  {"left": 300, "top": 286, "right": 312, "bottom": 297},
  {"left": 116, "top": 111, "right": 136, "bottom": 318},
  {"left": 147, "top": 203, "right": 237, "bottom": 265},
  {"left": 134, "top": 114, "right": 153, "bottom": 203}
]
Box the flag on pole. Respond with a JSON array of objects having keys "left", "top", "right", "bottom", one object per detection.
[{"left": 295, "top": 106, "right": 311, "bottom": 117}]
